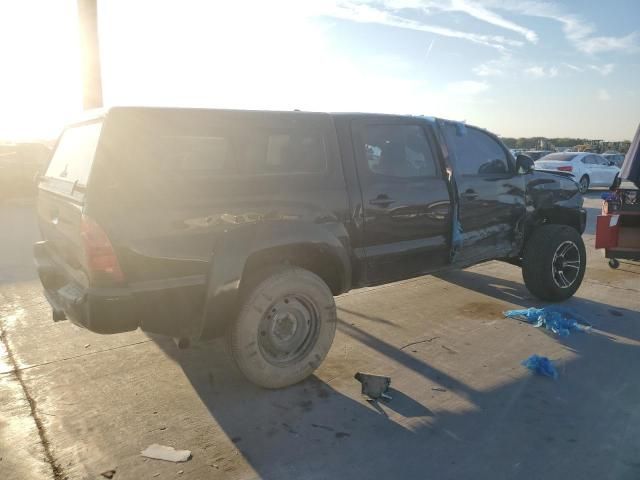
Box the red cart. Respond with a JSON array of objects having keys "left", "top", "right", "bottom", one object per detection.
[
  {"left": 596, "top": 187, "right": 640, "bottom": 268},
  {"left": 597, "top": 122, "right": 640, "bottom": 268}
]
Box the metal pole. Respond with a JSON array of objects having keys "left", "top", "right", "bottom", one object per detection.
[{"left": 77, "top": 0, "right": 103, "bottom": 110}]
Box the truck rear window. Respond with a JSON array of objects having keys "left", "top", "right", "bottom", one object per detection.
[{"left": 46, "top": 122, "right": 102, "bottom": 185}]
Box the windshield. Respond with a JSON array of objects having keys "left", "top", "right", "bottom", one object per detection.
[{"left": 539, "top": 153, "right": 578, "bottom": 162}]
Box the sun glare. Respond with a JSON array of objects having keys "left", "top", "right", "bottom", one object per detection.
[{"left": 0, "top": 0, "right": 82, "bottom": 140}]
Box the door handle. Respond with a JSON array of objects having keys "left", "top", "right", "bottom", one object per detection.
[
  {"left": 369, "top": 196, "right": 394, "bottom": 207},
  {"left": 50, "top": 208, "right": 60, "bottom": 225},
  {"left": 461, "top": 191, "right": 478, "bottom": 200}
]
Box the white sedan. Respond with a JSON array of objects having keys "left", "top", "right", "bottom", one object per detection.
[{"left": 534, "top": 152, "right": 620, "bottom": 193}]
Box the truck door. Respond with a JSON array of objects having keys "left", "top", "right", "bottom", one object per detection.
[
  {"left": 351, "top": 119, "right": 452, "bottom": 284},
  {"left": 442, "top": 123, "right": 525, "bottom": 264}
]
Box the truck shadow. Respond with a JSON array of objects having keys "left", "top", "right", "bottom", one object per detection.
[
  {"left": 152, "top": 270, "right": 639, "bottom": 479},
  {"left": 434, "top": 268, "right": 640, "bottom": 342}
]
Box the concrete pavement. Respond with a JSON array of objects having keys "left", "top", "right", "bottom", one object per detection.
[{"left": 1, "top": 193, "right": 639, "bottom": 480}]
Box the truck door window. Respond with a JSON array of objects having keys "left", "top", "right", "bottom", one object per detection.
[
  {"left": 446, "top": 126, "right": 509, "bottom": 175},
  {"left": 363, "top": 125, "right": 437, "bottom": 178}
]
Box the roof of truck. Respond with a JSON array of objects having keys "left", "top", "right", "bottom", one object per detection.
[
  {"left": 72, "top": 106, "right": 439, "bottom": 120},
  {"left": 66, "top": 106, "right": 461, "bottom": 131}
]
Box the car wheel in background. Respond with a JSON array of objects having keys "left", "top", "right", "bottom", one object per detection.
[
  {"left": 578, "top": 175, "right": 589, "bottom": 193},
  {"left": 227, "top": 265, "right": 337, "bottom": 389},
  {"left": 522, "top": 224, "right": 587, "bottom": 301}
]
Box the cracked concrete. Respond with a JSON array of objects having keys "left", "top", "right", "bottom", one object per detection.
[{"left": 1, "top": 193, "right": 639, "bottom": 480}]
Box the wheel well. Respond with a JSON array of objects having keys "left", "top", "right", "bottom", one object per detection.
[
  {"left": 241, "top": 245, "right": 346, "bottom": 295},
  {"left": 523, "top": 209, "right": 584, "bottom": 253},
  {"left": 542, "top": 212, "right": 582, "bottom": 233}
]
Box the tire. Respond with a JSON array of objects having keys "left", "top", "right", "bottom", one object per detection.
[
  {"left": 578, "top": 175, "right": 589, "bottom": 194},
  {"left": 522, "top": 224, "right": 586, "bottom": 301},
  {"left": 608, "top": 258, "right": 620, "bottom": 269},
  {"left": 227, "top": 266, "right": 337, "bottom": 389}
]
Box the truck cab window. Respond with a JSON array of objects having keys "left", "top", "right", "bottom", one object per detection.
[
  {"left": 445, "top": 125, "right": 509, "bottom": 175},
  {"left": 363, "top": 125, "right": 437, "bottom": 178}
]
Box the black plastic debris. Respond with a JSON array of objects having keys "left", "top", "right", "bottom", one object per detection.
[{"left": 354, "top": 372, "right": 391, "bottom": 400}]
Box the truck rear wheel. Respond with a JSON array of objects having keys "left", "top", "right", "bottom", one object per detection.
[
  {"left": 522, "top": 224, "right": 586, "bottom": 301},
  {"left": 227, "top": 266, "right": 337, "bottom": 389}
]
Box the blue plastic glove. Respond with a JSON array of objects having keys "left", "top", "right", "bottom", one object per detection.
[{"left": 521, "top": 354, "right": 558, "bottom": 379}]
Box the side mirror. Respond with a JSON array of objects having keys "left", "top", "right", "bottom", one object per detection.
[
  {"left": 516, "top": 154, "right": 534, "bottom": 174},
  {"left": 608, "top": 161, "right": 615, "bottom": 166}
]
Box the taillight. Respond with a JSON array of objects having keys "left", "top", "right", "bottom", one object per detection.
[
  {"left": 557, "top": 166, "right": 573, "bottom": 172},
  {"left": 80, "top": 215, "right": 125, "bottom": 284}
]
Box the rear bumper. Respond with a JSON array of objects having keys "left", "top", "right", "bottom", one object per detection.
[{"left": 34, "top": 241, "right": 205, "bottom": 336}]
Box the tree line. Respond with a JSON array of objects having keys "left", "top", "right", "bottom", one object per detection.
[{"left": 501, "top": 137, "right": 631, "bottom": 152}]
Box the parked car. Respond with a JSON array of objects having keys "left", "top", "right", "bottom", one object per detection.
[
  {"left": 603, "top": 152, "right": 625, "bottom": 168},
  {"left": 535, "top": 152, "right": 620, "bottom": 193},
  {"left": 34, "top": 107, "right": 587, "bottom": 388}
]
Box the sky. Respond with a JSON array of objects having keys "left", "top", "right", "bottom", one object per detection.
[{"left": 0, "top": 0, "right": 639, "bottom": 141}]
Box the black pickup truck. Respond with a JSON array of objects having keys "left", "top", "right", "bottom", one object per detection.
[{"left": 34, "top": 107, "right": 586, "bottom": 388}]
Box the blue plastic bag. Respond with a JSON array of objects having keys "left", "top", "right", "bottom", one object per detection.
[
  {"left": 504, "top": 306, "right": 591, "bottom": 337},
  {"left": 521, "top": 354, "right": 558, "bottom": 379}
]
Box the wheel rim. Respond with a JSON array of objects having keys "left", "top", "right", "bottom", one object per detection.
[
  {"left": 551, "top": 240, "right": 581, "bottom": 288},
  {"left": 257, "top": 294, "right": 320, "bottom": 366},
  {"left": 580, "top": 177, "right": 588, "bottom": 192}
]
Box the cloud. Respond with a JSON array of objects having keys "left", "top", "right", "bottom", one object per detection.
[
  {"left": 560, "top": 16, "right": 639, "bottom": 54},
  {"left": 376, "top": 0, "right": 538, "bottom": 43},
  {"left": 524, "top": 65, "right": 558, "bottom": 78},
  {"left": 563, "top": 63, "right": 584, "bottom": 72},
  {"left": 320, "top": 1, "right": 638, "bottom": 56},
  {"left": 473, "top": 62, "right": 503, "bottom": 76},
  {"left": 484, "top": 0, "right": 640, "bottom": 54},
  {"left": 562, "top": 63, "right": 615, "bottom": 75},
  {"left": 472, "top": 54, "right": 513, "bottom": 76},
  {"left": 598, "top": 89, "right": 611, "bottom": 101},
  {"left": 446, "top": 80, "right": 490, "bottom": 95},
  {"left": 447, "top": 0, "right": 538, "bottom": 43},
  {"left": 588, "top": 63, "right": 614, "bottom": 76},
  {"left": 572, "top": 31, "right": 639, "bottom": 55},
  {"left": 323, "top": 2, "right": 522, "bottom": 50}
]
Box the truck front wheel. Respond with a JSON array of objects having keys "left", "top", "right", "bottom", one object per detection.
[
  {"left": 227, "top": 266, "right": 337, "bottom": 389},
  {"left": 522, "top": 224, "right": 586, "bottom": 301}
]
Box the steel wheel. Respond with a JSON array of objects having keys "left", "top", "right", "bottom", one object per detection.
[
  {"left": 228, "top": 266, "right": 337, "bottom": 388},
  {"left": 551, "top": 240, "right": 581, "bottom": 288},
  {"left": 257, "top": 294, "right": 320, "bottom": 366}
]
